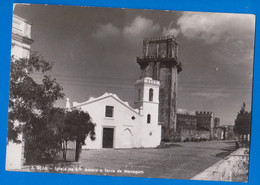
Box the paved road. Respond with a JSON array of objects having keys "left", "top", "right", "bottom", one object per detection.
[{"left": 76, "top": 140, "right": 236, "bottom": 180}]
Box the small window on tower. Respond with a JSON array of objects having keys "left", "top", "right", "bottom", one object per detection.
[
  {"left": 138, "top": 89, "right": 141, "bottom": 101},
  {"left": 105, "top": 106, "right": 114, "bottom": 118},
  {"left": 147, "top": 114, "right": 151, "bottom": 124},
  {"left": 149, "top": 88, "right": 153, "bottom": 102}
]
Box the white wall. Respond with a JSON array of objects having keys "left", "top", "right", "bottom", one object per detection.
[
  {"left": 76, "top": 96, "right": 143, "bottom": 149},
  {"left": 11, "top": 15, "right": 32, "bottom": 59},
  {"left": 134, "top": 78, "right": 161, "bottom": 148},
  {"left": 6, "top": 135, "right": 24, "bottom": 170},
  {"left": 75, "top": 94, "right": 161, "bottom": 149},
  {"left": 11, "top": 40, "right": 30, "bottom": 59}
]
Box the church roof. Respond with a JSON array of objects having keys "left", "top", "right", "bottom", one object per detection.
[{"left": 72, "top": 93, "right": 140, "bottom": 115}]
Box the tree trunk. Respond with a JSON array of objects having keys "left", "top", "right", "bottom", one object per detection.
[
  {"left": 241, "top": 134, "right": 244, "bottom": 147},
  {"left": 75, "top": 140, "right": 81, "bottom": 162},
  {"left": 62, "top": 140, "right": 67, "bottom": 161}
]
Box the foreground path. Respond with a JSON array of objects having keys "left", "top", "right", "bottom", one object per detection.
[{"left": 77, "top": 140, "right": 236, "bottom": 179}]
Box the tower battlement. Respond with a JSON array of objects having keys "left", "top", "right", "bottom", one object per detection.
[
  {"left": 141, "top": 35, "right": 178, "bottom": 59},
  {"left": 137, "top": 35, "right": 182, "bottom": 73},
  {"left": 143, "top": 35, "right": 177, "bottom": 42},
  {"left": 196, "top": 111, "right": 213, "bottom": 116}
]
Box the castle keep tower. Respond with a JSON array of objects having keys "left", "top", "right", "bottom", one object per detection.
[
  {"left": 137, "top": 35, "right": 182, "bottom": 140},
  {"left": 196, "top": 111, "right": 214, "bottom": 139}
]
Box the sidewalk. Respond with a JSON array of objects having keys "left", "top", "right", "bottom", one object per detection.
[{"left": 191, "top": 148, "right": 249, "bottom": 182}]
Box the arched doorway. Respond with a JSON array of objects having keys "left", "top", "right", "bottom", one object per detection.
[{"left": 122, "top": 129, "right": 132, "bottom": 148}]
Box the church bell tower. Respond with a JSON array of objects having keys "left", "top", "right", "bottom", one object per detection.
[{"left": 136, "top": 35, "right": 182, "bottom": 140}]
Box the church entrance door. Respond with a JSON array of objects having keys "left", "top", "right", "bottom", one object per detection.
[{"left": 102, "top": 128, "right": 114, "bottom": 148}]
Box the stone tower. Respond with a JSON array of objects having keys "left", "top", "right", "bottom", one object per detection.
[
  {"left": 136, "top": 35, "right": 182, "bottom": 140},
  {"left": 196, "top": 111, "right": 214, "bottom": 139}
]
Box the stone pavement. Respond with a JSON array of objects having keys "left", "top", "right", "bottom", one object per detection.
[
  {"left": 15, "top": 140, "right": 240, "bottom": 181},
  {"left": 76, "top": 140, "right": 236, "bottom": 179}
]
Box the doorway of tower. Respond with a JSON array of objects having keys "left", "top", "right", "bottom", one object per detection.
[{"left": 102, "top": 128, "right": 114, "bottom": 148}]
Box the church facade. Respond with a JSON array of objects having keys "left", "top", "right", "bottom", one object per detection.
[{"left": 69, "top": 77, "right": 162, "bottom": 149}]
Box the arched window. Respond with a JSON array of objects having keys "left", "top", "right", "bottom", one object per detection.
[
  {"left": 149, "top": 88, "right": 153, "bottom": 102},
  {"left": 147, "top": 114, "right": 151, "bottom": 124}
]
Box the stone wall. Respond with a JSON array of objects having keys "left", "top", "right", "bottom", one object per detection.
[{"left": 191, "top": 148, "right": 249, "bottom": 182}]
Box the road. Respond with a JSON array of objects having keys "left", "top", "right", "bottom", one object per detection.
[{"left": 76, "top": 140, "right": 236, "bottom": 179}]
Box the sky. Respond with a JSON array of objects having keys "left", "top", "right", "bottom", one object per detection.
[{"left": 14, "top": 4, "right": 255, "bottom": 125}]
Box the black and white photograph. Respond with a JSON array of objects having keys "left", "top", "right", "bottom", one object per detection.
[{"left": 6, "top": 3, "right": 255, "bottom": 182}]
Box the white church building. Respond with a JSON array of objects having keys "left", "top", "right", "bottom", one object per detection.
[{"left": 67, "top": 77, "right": 162, "bottom": 149}]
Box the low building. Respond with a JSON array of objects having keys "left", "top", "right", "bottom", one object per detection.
[
  {"left": 214, "top": 125, "right": 235, "bottom": 140},
  {"left": 69, "top": 77, "right": 162, "bottom": 149}
]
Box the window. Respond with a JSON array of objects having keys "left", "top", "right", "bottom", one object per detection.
[
  {"left": 149, "top": 88, "right": 153, "bottom": 101},
  {"left": 147, "top": 114, "right": 151, "bottom": 124},
  {"left": 105, "top": 106, "right": 114, "bottom": 118},
  {"left": 138, "top": 89, "right": 141, "bottom": 101}
]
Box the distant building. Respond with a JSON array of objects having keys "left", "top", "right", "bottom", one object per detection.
[
  {"left": 214, "top": 117, "right": 220, "bottom": 128},
  {"left": 196, "top": 111, "right": 214, "bottom": 138},
  {"left": 176, "top": 112, "right": 220, "bottom": 141},
  {"left": 70, "top": 77, "right": 162, "bottom": 149},
  {"left": 214, "top": 125, "right": 235, "bottom": 140},
  {"left": 6, "top": 14, "right": 33, "bottom": 170},
  {"left": 176, "top": 114, "right": 197, "bottom": 141}
]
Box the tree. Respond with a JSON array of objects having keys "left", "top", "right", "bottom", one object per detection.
[
  {"left": 8, "top": 53, "right": 65, "bottom": 163},
  {"left": 233, "top": 102, "right": 251, "bottom": 143},
  {"left": 8, "top": 52, "right": 95, "bottom": 163},
  {"left": 8, "top": 52, "right": 64, "bottom": 144},
  {"left": 60, "top": 108, "right": 96, "bottom": 161}
]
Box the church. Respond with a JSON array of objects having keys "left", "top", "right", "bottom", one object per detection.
[
  {"left": 67, "top": 35, "right": 181, "bottom": 149},
  {"left": 67, "top": 77, "right": 162, "bottom": 149}
]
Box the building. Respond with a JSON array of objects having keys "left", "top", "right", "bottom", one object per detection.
[
  {"left": 196, "top": 111, "right": 214, "bottom": 139},
  {"left": 11, "top": 15, "right": 33, "bottom": 59},
  {"left": 136, "top": 35, "right": 182, "bottom": 140},
  {"left": 213, "top": 125, "right": 235, "bottom": 140},
  {"left": 70, "top": 77, "right": 162, "bottom": 149},
  {"left": 176, "top": 113, "right": 219, "bottom": 141},
  {"left": 214, "top": 117, "right": 220, "bottom": 128},
  {"left": 6, "top": 13, "right": 33, "bottom": 170},
  {"left": 176, "top": 114, "right": 197, "bottom": 141}
]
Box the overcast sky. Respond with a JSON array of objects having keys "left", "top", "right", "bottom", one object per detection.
[{"left": 14, "top": 4, "right": 255, "bottom": 125}]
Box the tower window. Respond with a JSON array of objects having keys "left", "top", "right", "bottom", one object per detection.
[
  {"left": 149, "top": 88, "right": 153, "bottom": 102},
  {"left": 105, "top": 106, "right": 114, "bottom": 118},
  {"left": 138, "top": 89, "right": 141, "bottom": 101},
  {"left": 147, "top": 114, "right": 151, "bottom": 124}
]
